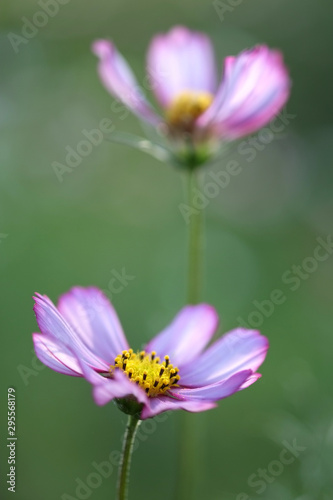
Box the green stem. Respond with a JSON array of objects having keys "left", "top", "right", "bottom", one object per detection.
[
  {"left": 176, "top": 168, "right": 206, "bottom": 500},
  {"left": 116, "top": 415, "right": 141, "bottom": 500},
  {"left": 187, "top": 168, "right": 204, "bottom": 304}
]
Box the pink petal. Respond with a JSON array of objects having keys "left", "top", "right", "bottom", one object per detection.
[
  {"left": 145, "top": 304, "right": 218, "bottom": 368},
  {"left": 80, "top": 361, "right": 148, "bottom": 407},
  {"left": 198, "top": 46, "right": 290, "bottom": 139},
  {"left": 147, "top": 26, "right": 217, "bottom": 108},
  {"left": 141, "top": 396, "right": 216, "bottom": 419},
  {"left": 33, "top": 333, "right": 83, "bottom": 376},
  {"left": 240, "top": 373, "right": 261, "bottom": 389},
  {"left": 172, "top": 370, "right": 253, "bottom": 401},
  {"left": 92, "top": 39, "right": 160, "bottom": 125},
  {"left": 223, "top": 56, "right": 236, "bottom": 80},
  {"left": 57, "top": 287, "right": 129, "bottom": 364},
  {"left": 180, "top": 329, "right": 268, "bottom": 387},
  {"left": 142, "top": 370, "right": 253, "bottom": 419},
  {"left": 33, "top": 293, "right": 108, "bottom": 371}
]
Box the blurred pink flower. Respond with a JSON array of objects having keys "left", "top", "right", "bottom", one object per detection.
[
  {"left": 92, "top": 26, "right": 290, "bottom": 142},
  {"left": 32, "top": 287, "right": 269, "bottom": 419}
]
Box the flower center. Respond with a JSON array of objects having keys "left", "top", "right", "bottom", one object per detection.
[
  {"left": 166, "top": 90, "right": 213, "bottom": 130},
  {"left": 111, "top": 349, "right": 180, "bottom": 397}
]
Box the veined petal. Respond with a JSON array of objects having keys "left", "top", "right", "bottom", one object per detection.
[
  {"left": 33, "top": 333, "right": 83, "bottom": 376},
  {"left": 147, "top": 26, "right": 217, "bottom": 108},
  {"left": 240, "top": 372, "right": 261, "bottom": 389},
  {"left": 198, "top": 46, "right": 290, "bottom": 139},
  {"left": 57, "top": 287, "right": 129, "bottom": 364},
  {"left": 180, "top": 329, "right": 268, "bottom": 387},
  {"left": 33, "top": 293, "right": 108, "bottom": 371},
  {"left": 223, "top": 56, "right": 236, "bottom": 80},
  {"left": 141, "top": 396, "right": 216, "bottom": 419},
  {"left": 80, "top": 361, "right": 148, "bottom": 407},
  {"left": 141, "top": 370, "right": 252, "bottom": 418},
  {"left": 172, "top": 369, "right": 253, "bottom": 401},
  {"left": 145, "top": 304, "right": 218, "bottom": 368},
  {"left": 92, "top": 39, "right": 160, "bottom": 125}
]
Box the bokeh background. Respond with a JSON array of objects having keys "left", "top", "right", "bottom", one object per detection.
[{"left": 1, "top": 1, "right": 333, "bottom": 499}]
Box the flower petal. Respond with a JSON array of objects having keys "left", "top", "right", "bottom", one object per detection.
[
  {"left": 79, "top": 361, "right": 148, "bottom": 407},
  {"left": 172, "top": 369, "right": 253, "bottom": 401},
  {"left": 145, "top": 304, "right": 218, "bottom": 368},
  {"left": 198, "top": 46, "right": 290, "bottom": 139},
  {"left": 141, "top": 370, "right": 252, "bottom": 419},
  {"left": 92, "top": 39, "right": 160, "bottom": 125},
  {"left": 180, "top": 329, "right": 268, "bottom": 387},
  {"left": 33, "top": 333, "right": 82, "bottom": 376},
  {"left": 141, "top": 396, "right": 216, "bottom": 419},
  {"left": 33, "top": 293, "right": 108, "bottom": 371},
  {"left": 240, "top": 372, "right": 261, "bottom": 389},
  {"left": 147, "top": 26, "right": 217, "bottom": 108},
  {"left": 57, "top": 287, "right": 129, "bottom": 364}
]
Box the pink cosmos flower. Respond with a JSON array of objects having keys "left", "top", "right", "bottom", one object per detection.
[
  {"left": 92, "top": 26, "right": 290, "bottom": 146},
  {"left": 32, "top": 287, "right": 269, "bottom": 419}
]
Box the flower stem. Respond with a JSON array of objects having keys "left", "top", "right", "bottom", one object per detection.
[
  {"left": 116, "top": 415, "right": 141, "bottom": 500},
  {"left": 176, "top": 168, "right": 206, "bottom": 500},
  {"left": 187, "top": 168, "right": 204, "bottom": 304}
]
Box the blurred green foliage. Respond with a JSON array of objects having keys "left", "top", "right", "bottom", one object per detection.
[{"left": 1, "top": 0, "right": 332, "bottom": 499}]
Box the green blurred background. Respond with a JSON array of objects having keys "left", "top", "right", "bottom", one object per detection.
[{"left": 1, "top": 0, "right": 333, "bottom": 499}]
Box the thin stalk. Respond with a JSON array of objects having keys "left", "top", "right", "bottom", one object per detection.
[
  {"left": 187, "top": 168, "right": 205, "bottom": 304},
  {"left": 116, "top": 415, "right": 141, "bottom": 500},
  {"left": 176, "top": 168, "right": 206, "bottom": 500}
]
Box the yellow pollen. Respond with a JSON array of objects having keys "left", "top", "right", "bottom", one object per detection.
[
  {"left": 110, "top": 349, "right": 180, "bottom": 398},
  {"left": 166, "top": 90, "right": 213, "bottom": 130}
]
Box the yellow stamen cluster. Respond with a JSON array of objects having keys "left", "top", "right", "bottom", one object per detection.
[
  {"left": 111, "top": 349, "right": 180, "bottom": 398},
  {"left": 166, "top": 90, "right": 213, "bottom": 131}
]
